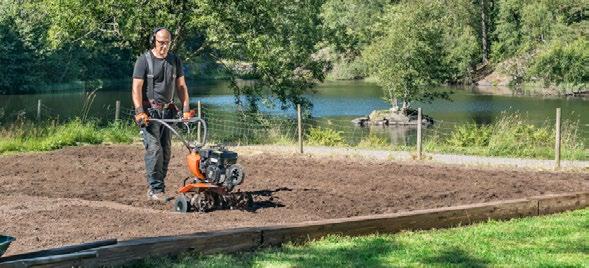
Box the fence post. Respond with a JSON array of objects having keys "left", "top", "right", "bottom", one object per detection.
[
  {"left": 115, "top": 100, "right": 120, "bottom": 122},
  {"left": 417, "top": 108, "right": 422, "bottom": 160},
  {"left": 297, "top": 104, "right": 303, "bottom": 154},
  {"left": 554, "top": 108, "right": 561, "bottom": 170},
  {"left": 197, "top": 101, "right": 202, "bottom": 143},
  {"left": 36, "top": 99, "right": 41, "bottom": 121}
]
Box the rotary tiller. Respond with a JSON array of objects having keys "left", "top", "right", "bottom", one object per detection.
[{"left": 149, "top": 117, "right": 252, "bottom": 213}]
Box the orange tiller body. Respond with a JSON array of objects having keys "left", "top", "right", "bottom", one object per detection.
[{"left": 186, "top": 151, "right": 206, "bottom": 179}]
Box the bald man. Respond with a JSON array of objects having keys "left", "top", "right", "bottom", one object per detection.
[{"left": 131, "top": 27, "right": 192, "bottom": 201}]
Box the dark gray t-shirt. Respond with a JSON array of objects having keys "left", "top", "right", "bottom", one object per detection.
[{"left": 133, "top": 50, "right": 184, "bottom": 104}]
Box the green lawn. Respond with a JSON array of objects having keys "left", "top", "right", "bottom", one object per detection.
[{"left": 131, "top": 208, "right": 589, "bottom": 267}]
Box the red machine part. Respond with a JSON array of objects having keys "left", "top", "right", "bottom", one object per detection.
[
  {"left": 186, "top": 152, "right": 206, "bottom": 179},
  {"left": 177, "top": 182, "right": 219, "bottom": 193}
]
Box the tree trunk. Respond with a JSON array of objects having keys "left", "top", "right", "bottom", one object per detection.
[{"left": 481, "top": 0, "right": 489, "bottom": 64}]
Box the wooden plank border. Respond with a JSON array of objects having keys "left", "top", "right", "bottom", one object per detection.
[
  {"left": 260, "top": 198, "right": 538, "bottom": 246},
  {"left": 1, "top": 192, "right": 587, "bottom": 268},
  {"left": 531, "top": 192, "right": 589, "bottom": 215}
]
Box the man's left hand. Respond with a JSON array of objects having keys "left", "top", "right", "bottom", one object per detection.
[{"left": 183, "top": 111, "right": 194, "bottom": 121}]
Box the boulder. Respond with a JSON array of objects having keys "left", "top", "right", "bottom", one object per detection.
[{"left": 352, "top": 108, "right": 434, "bottom": 127}]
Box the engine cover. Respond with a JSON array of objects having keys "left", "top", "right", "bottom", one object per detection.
[{"left": 198, "top": 146, "right": 244, "bottom": 191}]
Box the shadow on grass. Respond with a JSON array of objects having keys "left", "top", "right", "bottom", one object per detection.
[
  {"left": 127, "top": 236, "right": 402, "bottom": 268},
  {"left": 267, "top": 236, "right": 401, "bottom": 267},
  {"left": 422, "top": 247, "right": 489, "bottom": 268}
]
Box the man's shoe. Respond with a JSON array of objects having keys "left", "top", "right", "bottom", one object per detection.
[{"left": 147, "top": 190, "right": 166, "bottom": 202}]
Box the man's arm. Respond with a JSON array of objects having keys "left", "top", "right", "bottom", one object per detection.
[
  {"left": 132, "top": 78, "right": 145, "bottom": 114},
  {"left": 176, "top": 76, "right": 190, "bottom": 112}
]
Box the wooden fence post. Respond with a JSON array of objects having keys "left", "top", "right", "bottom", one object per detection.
[
  {"left": 115, "top": 100, "right": 120, "bottom": 121},
  {"left": 297, "top": 104, "right": 303, "bottom": 154},
  {"left": 417, "top": 108, "right": 422, "bottom": 160},
  {"left": 197, "top": 101, "right": 202, "bottom": 143},
  {"left": 36, "top": 99, "right": 41, "bottom": 121},
  {"left": 554, "top": 108, "right": 561, "bottom": 170}
]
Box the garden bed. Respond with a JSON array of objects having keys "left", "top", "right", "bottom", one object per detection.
[{"left": 0, "top": 144, "right": 587, "bottom": 256}]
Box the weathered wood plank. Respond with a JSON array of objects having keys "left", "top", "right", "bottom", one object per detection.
[
  {"left": 261, "top": 199, "right": 538, "bottom": 246},
  {"left": 533, "top": 192, "right": 588, "bottom": 215},
  {"left": 577, "top": 192, "right": 589, "bottom": 207},
  {"left": 0, "top": 251, "right": 97, "bottom": 268},
  {"left": 0, "top": 239, "right": 116, "bottom": 263},
  {"left": 89, "top": 228, "right": 261, "bottom": 267}
]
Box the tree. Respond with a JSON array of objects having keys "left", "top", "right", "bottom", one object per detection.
[
  {"left": 38, "top": 0, "right": 327, "bottom": 110},
  {"left": 0, "top": 1, "right": 43, "bottom": 93},
  {"left": 194, "top": 0, "right": 328, "bottom": 110},
  {"left": 320, "top": 0, "right": 390, "bottom": 56},
  {"left": 528, "top": 38, "right": 588, "bottom": 89},
  {"left": 363, "top": 0, "right": 479, "bottom": 110}
]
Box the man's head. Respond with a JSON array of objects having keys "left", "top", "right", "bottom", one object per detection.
[{"left": 150, "top": 27, "right": 172, "bottom": 57}]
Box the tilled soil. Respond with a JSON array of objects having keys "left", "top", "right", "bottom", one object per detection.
[{"left": 0, "top": 144, "right": 587, "bottom": 256}]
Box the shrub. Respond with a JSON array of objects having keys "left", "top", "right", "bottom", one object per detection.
[
  {"left": 306, "top": 127, "right": 346, "bottom": 146},
  {"left": 37, "top": 119, "right": 102, "bottom": 150},
  {"left": 357, "top": 133, "right": 389, "bottom": 149},
  {"left": 446, "top": 123, "right": 493, "bottom": 147}
]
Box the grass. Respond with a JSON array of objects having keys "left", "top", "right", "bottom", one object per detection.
[
  {"left": 0, "top": 119, "right": 137, "bottom": 154},
  {"left": 129, "top": 208, "right": 589, "bottom": 267},
  {"left": 423, "top": 112, "right": 587, "bottom": 160},
  {"left": 1, "top": 111, "right": 587, "bottom": 161}
]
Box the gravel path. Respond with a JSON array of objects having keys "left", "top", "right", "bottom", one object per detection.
[{"left": 236, "top": 145, "right": 589, "bottom": 172}]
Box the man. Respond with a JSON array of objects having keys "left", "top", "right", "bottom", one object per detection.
[{"left": 132, "top": 27, "right": 192, "bottom": 201}]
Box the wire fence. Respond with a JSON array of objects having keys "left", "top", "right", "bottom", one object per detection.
[{"left": 1, "top": 99, "right": 588, "bottom": 163}]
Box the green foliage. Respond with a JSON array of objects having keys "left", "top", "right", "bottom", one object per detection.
[
  {"left": 493, "top": 0, "right": 587, "bottom": 59},
  {"left": 0, "top": 119, "right": 137, "bottom": 154},
  {"left": 197, "top": 0, "right": 328, "bottom": 110},
  {"left": 491, "top": 0, "right": 588, "bottom": 90},
  {"left": 447, "top": 123, "right": 493, "bottom": 147},
  {"left": 426, "top": 112, "right": 586, "bottom": 160},
  {"left": 131, "top": 208, "right": 589, "bottom": 267},
  {"left": 357, "top": 133, "right": 389, "bottom": 149},
  {"left": 325, "top": 56, "right": 369, "bottom": 80},
  {"left": 38, "top": 120, "right": 102, "bottom": 150},
  {"left": 306, "top": 127, "right": 346, "bottom": 146},
  {"left": 320, "top": 0, "right": 389, "bottom": 55},
  {"left": 528, "top": 38, "right": 588, "bottom": 89},
  {"left": 1, "top": 0, "right": 327, "bottom": 108},
  {"left": 363, "top": 0, "right": 479, "bottom": 108},
  {"left": 0, "top": 2, "right": 42, "bottom": 93},
  {"left": 101, "top": 121, "right": 137, "bottom": 144}
]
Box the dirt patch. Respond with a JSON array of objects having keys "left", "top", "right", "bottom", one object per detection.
[{"left": 1, "top": 144, "right": 587, "bottom": 255}]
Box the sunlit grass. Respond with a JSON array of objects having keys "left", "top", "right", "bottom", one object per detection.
[
  {"left": 0, "top": 119, "right": 137, "bottom": 154},
  {"left": 423, "top": 112, "right": 587, "bottom": 160},
  {"left": 130, "top": 208, "right": 589, "bottom": 267}
]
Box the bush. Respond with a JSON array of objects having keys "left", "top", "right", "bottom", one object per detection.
[
  {"left": 306, "top": 127, "right": 346, "bottom": 146},
  {"left": 528, "top": 38, "right": 588, "bottom": 89},
  {"left": 447, "top": 123, "right": 493, "bottom": 147},
  {"left": 37, "top": 119, "right": 103, "bottom": 150},
  {"left": 426, "top": 112, "right": 586, "bottom": 159},
  {"left": 357, "top": 133, "right": 389, "bottom": 149}
]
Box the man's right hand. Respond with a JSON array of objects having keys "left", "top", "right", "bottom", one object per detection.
[{"left": 135, "top": 112, "right": 150, "bottom": 127}]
